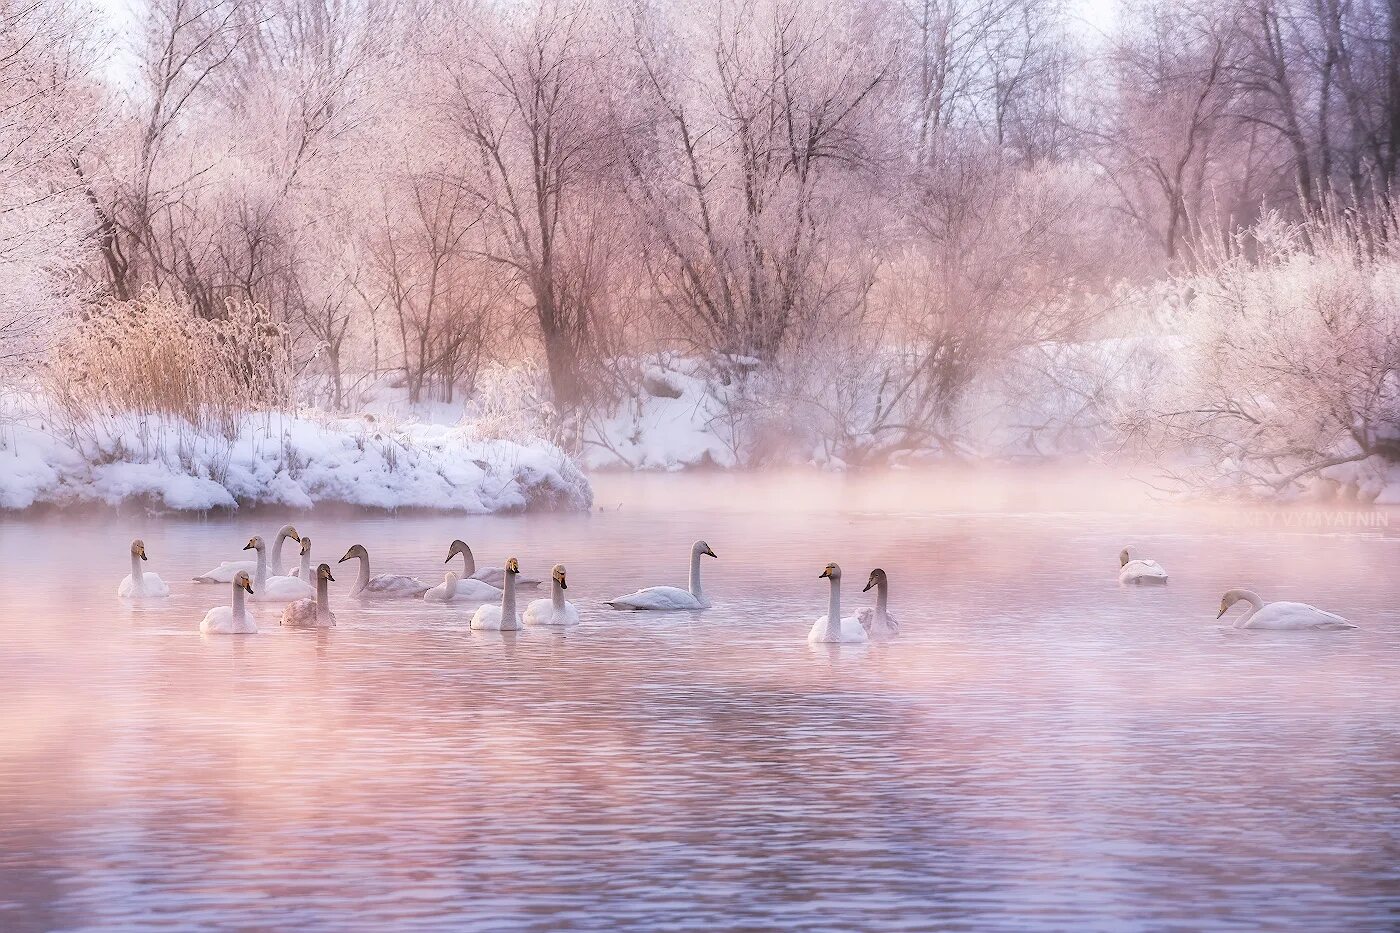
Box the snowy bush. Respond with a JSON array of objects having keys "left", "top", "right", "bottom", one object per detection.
[{"left": 1125, "top": 208, "right": 1400, "bottom": 499}]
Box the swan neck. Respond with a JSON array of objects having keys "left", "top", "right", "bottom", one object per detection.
[
  {"left": 459, "top": 549, "right": 476, "bottom": 576},
  {"left": 875, "top": 577, "right": 889, "bottom": 621},
  {"left": 255, "top": 546, "right": 268, "bottom": 590},
  {"left": 300, "top": 552, "right": 311, "bottom": 579},
  {"left": 827, "top": 577, "right": 842, "bottom": 638},
  {"left": 356, "top": 554, "right": 370, "bottom": 592},
  {"left": 445, "top": 575, "right": 458, "bottom": 598},
  {"left": 316, "top": 575, "right": 330, "bottom": 620},
  {"left": 689, "top": 547, "right": 704, "bottom": 598},
  {"left": 232, "top": 581, "right": 247, "bottom": 617},
  {"left": 270, "top": 532, "right": 289, "bottom": 576},
  {"left": 501, "top": 573, "right": 517, "bottom": 627},
  {"left": 131, "top": 552, "right": 143, "bottom": 586},
  {"left": 553, "top": 576, "right": 566, "bottom": 610}
]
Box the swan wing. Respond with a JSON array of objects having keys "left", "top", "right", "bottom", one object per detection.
[
  {"left": 1249, "top": 602, "right": 1357, "bottom": 630},
  {"left": 280, "top": 598, "right": 317, "bottom": 627},
  {"left": 1120, "top": 559, "right": 1168, "bottom": 584},
  {"left": 605, "top": 586, "right": 700, "bottom": 611},
  {"left": 363, "top": 574, "right": 432, "bottom": 598},
  {"left": 471, "top": 603, "right": 518, "bottom": 630},
  {"left": 525, "top": 598, "right": 580, "bottom": 626},
  {"left": 201, "top": 606, "right": 257, "bottom": 634},
  {"left": 192, "top": 560, "right": 256, "bottom": 584},
  {"left": 254, "top": 575, "right": 315, "bottom": 603}
]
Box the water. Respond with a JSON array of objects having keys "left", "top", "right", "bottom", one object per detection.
[{"left": 2, "top": 470, "right": 1398, "bottom": 931}]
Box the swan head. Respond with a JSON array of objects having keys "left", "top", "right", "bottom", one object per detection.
[
  {"left": 505, "top": 557, "right": 520, "bottom": 575},
  {"left": 235, "top": 570, "right": 254, "bottom": 594},
  {"left": 446, "top": 539, "right": 472, "bottom": 563},
  {"left": 1217, "top": 589, "right": 1260, "bottom": 619},
  {"left": 819, "top": 562, "right": 841, "bottom": 580},
  {"left": 339, "top": 544, "right": 368, "bottom": 563},
  {"left": 299, "top": 536, "right": 312, "bottom": 556},
  {"left": 279, "top": 525, "right": 302, "bottom": 542},
  {"left": 552, "top": 564, "right": 567, "bottom": 589},
  {"left": 443, "top": 571, "right": 460, "bottom": 584},
  {"left": 862, "top": 568, "right": 886, "bottom": 592},
  {"left": 244, "top": 535, "right": 265, "bottom": 552},
  {"left": 1119, "top": 548, "right": 1132, "bottom": 567},
  {"left": 130, "top": 539, "right": 148, "bottom": 561},
  {"left": 317, "top": 564, "right": 335, "bottom": 583},
  {"left": 694, "top": 540, "right": 717, "bottom": 559}
]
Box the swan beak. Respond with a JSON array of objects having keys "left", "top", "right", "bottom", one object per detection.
[
  {"left": 444, "top": 555, "right": 453, "bottom": 564},
  {"left": 242, "top": 580, "right": 254, "bottom": 594},
  {"left": 862, "top": 578, "right": 875, "bottom": 592},
  {"left": 289, "top": 530, "right": 301, "bottom": 542},
  {"left": 138, "top": 546, "right": 148, "bottom": 561},
  {"left": 1216, "top": 606, "right": 1227, "bottom": 619},
  {"left": 243, "top": 540, "right": 256, "bottom": 551},
  {"left": 819, "top": 568, "right": 832, "bottom": 579},
  {"left": 704, "top": 546, "right": 717, "bottom": 558},
  {"left": 326, "top": 570, "right": 336, "bottom": 582},
  {"left": 338, "top": 551, "right": 353, "bottom": 563}
]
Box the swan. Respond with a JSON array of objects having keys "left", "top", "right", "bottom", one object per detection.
[
  {"left": 808, "top": 563, "right": 869, "bottom": 645},
  {"left": 605, "top": 540, "right": 717, "bottom": 610},
  {"left": 856, "top": 568, "right": 899, "bottom": 638},
  {"left": 193, "top": 524, "right": 300, "bottom": 582},
  {"left": 1119, "top": 547, "right": 1168, "bottom": 585},
  {"left": 471, "top": 558, "right": 523, "bottom": 630},
  {"left": 200, "top": 571, "right": 258, "bottom": 634},
  {"left": 445, "top": 539, "right": 541, "bottom": 589},
  {"left": 524, "top": 564, "right": 581, "bottom": 627},
  {"left": 339, "top": 544, "right": 432, "bottom": 598},
  {"left": 281, "top": 563, "right": 337, "bottom": 628},
  {"left": 289, "top": 536, "right": 313, "bottom": 578},
  {"left": 433, "top": 544, "right": 506, "bottom": 601},
  {"left": 1217, "top": 589, "right": 1357, "bottom": 630},
  {"left": 117, "top": 538, "right": 171, "bottom": 599},
  {"left": 241, "top": 535, "right": 315, "bottom": 603}
]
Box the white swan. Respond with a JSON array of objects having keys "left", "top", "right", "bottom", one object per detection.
[
  {"left": 446, "top": 539, "right": 542, "bottom": 589},
  {"left": 808, "top": 562, "right": 869, "bottom": 645},
  {"left": 339, "top": 544, "right": 432, "bottom": 599},
  {"left": 193, "top": 524, "right": 300, "bottom": 583},
  {"left": 117, "top": 538, "right": 171, "bottom": 599},
  {"left": 281, "top": 563, "right": 337, "bottom": 628},
  {"left": 289, "top": 536, "right": 313, "bottom": 578},
  {"left": 1217, "top": 589, "right": 1357, "bottom": 630},
  {"left": 241, "top": 535, "right": 315, "bottom": 603},
  {"left": 200, "top": 571, "right": 258, "bottom": 634},
  {"left": 605, "top": 540, "right": 717, "bottom": 610},
  {"left": 471, "top": 558, "right": 523, "bottom": 630},
  {"left": 524, "top": 564, "right": 581, "bottom": 627},
  {"left": 1119, "top": 547, "right": 1168, "bottom": 585},
  {"left": 856, "top": 568, "right": 899, "bottom": 638}
]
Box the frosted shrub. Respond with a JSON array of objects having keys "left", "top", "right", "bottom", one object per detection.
[
  {"left": 1129, "top": 208, "right": 1400, "bottom": 498},
  {"left": 47, "top": 294, "right": 292, "bottom": 460},
  {"left": 464, "top": 362, "right": 560, "bottom": 444}
]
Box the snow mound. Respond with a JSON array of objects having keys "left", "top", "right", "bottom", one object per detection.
[{"left": 0, "top": 411, "right": 592, "bottom": 513}]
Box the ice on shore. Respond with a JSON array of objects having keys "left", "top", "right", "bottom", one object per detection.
[{"left": 0, "top": 410, "right": 592, "bottom": 513}]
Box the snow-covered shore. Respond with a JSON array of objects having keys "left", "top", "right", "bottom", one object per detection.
[{"left": 0, "top": 409, "right": 592, "bottom": 513}]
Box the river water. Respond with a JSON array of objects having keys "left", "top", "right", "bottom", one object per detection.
[{"left": 1, "top": 470, "right": 1397, "bottom": 930}]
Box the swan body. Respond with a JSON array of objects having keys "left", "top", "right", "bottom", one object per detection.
[
  {"left": 1119, "top": 547, "right": 1168, "bottom": 584},
  {"left": 808, "top": 563, "right": 869, "bottom": 645},
  {"left": 339, "top": 544, "right": 432, "bottom": 599},
  {"left": 446, "top": 539, "right": 541, "bottom": 589},
  {"left": 606, "top": 540, "right": 717, "bottom": 610},
  {"left": 471, "top": 558, "right": 522, "bottom": 631},
  {"left": 117, "top": 539, "right": 171, "bottom": 599},
  {"left": 856, "top": 568, "right": 899, "bottom": 638},
  {"left": 281, "top": 564, "right": 337, "bottom": 628},
  {"left": 289, "top": 536, "right": 313, "bottom": 578},
  {"left": 423, "top": 564, "right": 502, "bottom": 603},
  {"left": 1217, "top": 589, "right": 1356, "bottom": 630},
  {"left": 194, "top": 525, "right": 300, "bottom": 583},
  {"left": 524, "top": 565, "right": 580, "bottom": 627},
  {"left": 200, "top": 571, "right": 258, "bottom": 634}
]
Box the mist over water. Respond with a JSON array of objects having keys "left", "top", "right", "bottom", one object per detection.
[{"left": 2, "top": 469, "right": 1398, "bottom": 930}]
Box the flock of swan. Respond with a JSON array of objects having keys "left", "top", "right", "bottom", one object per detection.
[{"left": 116, "top": 527, "right": 1358, "bottom": 640}]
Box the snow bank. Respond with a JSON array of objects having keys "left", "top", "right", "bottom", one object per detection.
[{"left": 0, "top": 409, "right": 592, "bottom": 513}]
